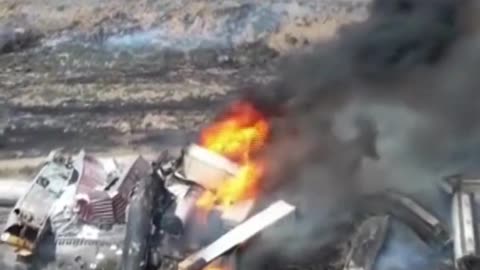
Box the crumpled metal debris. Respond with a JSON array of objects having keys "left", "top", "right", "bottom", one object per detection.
[
  {"left": 344, "top": 216, "right": 390, "bottom": 270},
  {"left": 443, "top": 174, "right": 480, "bottom": 270},
  {"left": 2, "top": 144, "right": 467, "bottom": 270},
  {"left": 178, "top": 200, "right": 295, "bottom": 270},
  {"left": 360, "top": 190, "right": 450, "bottom": 248}
]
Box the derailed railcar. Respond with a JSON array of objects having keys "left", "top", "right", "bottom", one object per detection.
[
  {"left": 121, "top": 163, "right": 160, "bottom": 270},
  {"left": 0, "top": 150, "right": 79, "bottom": 257},
  {"left": 50, "top": 154, "right": 151, "bottom": 270},
  {"left": 0, "top": 149, "right": 152, "bottom": 269}
]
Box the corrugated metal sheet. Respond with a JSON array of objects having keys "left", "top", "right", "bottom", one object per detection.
[
  {"left": 77, "top": 191, "right": 115, "bottom": 226},
  {"left": 56, "top": 237, "right": 123, "bottom": 247},
  {"left": 112, "top": 193, "right": 128, "bottom": 224},
  {"left": 108, "top": 156, "right": 150, "bottom": 224}
]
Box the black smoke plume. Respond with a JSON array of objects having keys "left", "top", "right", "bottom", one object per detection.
[{"left": 235, "top": 0, "right": 480, "bottom": 269}]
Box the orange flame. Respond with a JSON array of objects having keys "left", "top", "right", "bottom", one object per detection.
[
  {"left": 197, "top": 101, "right": 269, "bottom": 210},
  {"left": 204, "top": 267, "right": 223, "bottom": 270},
  {"left": 204, "top": 265, "right": 228, "bottom": 270}
]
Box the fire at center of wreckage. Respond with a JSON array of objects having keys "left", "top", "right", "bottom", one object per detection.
[{"left": 0, "top": 100, "right": 296, "bottom": 270}]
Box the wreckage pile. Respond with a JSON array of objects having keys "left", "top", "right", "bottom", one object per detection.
[
  {"left": 1, "top": 98, "right": 480, "bottom": 270},
  {"left": 0, "top": 100, "right": 296, "bottom": 270},
  {"left": 0, "top": 146, "right": 296, "bottom": 270}
]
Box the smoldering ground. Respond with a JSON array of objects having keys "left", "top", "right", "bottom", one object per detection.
[{"left": 235, "top": 0, "right": 480, "bottom": 269}]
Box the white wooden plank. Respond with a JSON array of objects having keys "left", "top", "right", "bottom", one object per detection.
[{"left": 179, "top": 200, "right": 295, "bottom": 270}]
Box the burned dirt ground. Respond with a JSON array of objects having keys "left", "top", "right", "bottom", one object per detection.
[{"left": 0, "top": 0, "right": 369, "bottom": 160}]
